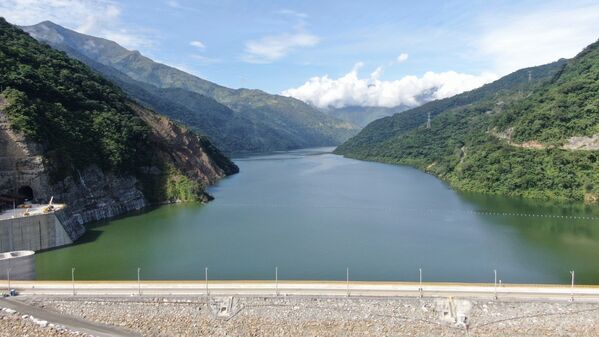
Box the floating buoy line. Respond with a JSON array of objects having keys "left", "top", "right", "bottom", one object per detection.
[{"left": 215, "top": 203, "right": 599, "bottom": 221}]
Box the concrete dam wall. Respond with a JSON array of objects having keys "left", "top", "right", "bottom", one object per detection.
[
  {"left": 0, "top": 105, "right": 148, "bottom": 251},
  {"left": 0, "top": 212, "right": 72, "bottom": 252}
]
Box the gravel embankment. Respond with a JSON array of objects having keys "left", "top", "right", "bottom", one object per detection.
[{"left": 18, "top": 295, "right": 599, "bottom": 337}]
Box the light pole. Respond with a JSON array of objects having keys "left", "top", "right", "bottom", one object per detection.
[
  {"left": 570, "top": 270, "right": 575, "bottom": 302},
  {"left": 205, "top": 267, "right": 209, "bottom": 298},
  {"left": 494, "top": 269, "right": 498, "bottom": 300},
  {"left": 419, "top": 268, "right": 423, "bottom": 298},
  {"left": 6, "top": 268, "right": 11, "bottom": 294},
  {"left": 275, "top": 266, "right": 279, "bottom": 296},
  {"left": 346, "top": 267, "right": 350, "bottom": 297},
  {"left": 71, "top": 267, "right": 75, "bottom": 296},
  {"left": 137, "top": 267, "right": 141, "bottom": 296}
]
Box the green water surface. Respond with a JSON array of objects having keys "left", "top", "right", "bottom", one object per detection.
[{"left": 35, "top": 148, "right": 599, "bottom": 284}]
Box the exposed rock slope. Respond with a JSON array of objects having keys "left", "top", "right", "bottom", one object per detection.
[{"left": 0, "top": 18, "right": 238, "bottom": 242}]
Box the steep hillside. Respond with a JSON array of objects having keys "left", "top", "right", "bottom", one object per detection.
[
  {"left": 494, "top": 40, "right": 599, "bottom": 144},
  {"left": 23, "top": 21, "right": 359, "bottom": 153},
  {"left": 335, "top": 45, "right": 599, "bottom": 202},
  {"left": 0, "top": 18, "right": 237, "bottom": 236}
]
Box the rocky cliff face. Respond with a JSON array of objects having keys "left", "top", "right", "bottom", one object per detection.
[
  {"left": 51, "top": 166, "right": 146, "bottom": 240},
  {"left": 0, "top": 97, "right": 238, "bottom": 243},
  {"left": 133, "top": 104, "right": 239, "bottom": 188}
]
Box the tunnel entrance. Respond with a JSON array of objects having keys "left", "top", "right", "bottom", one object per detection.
[{"left": 17, "top": 185, "right": 34, "bottom": 201}]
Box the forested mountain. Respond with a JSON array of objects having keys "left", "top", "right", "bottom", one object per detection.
[
  {"left": 23, "top": 21, "right": 359, "bottom": 153},
  {"left": 336, "top": 42, "right": 599, "bottom": 202},
  {"left": 0, "top": 17, "right": 237, "bottom": 208},
  {"left": 336, "top": 59, "right": 566, "bottom": 153}
]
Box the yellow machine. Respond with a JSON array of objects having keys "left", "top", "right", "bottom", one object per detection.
[{"left": 42, "top": 196, "right": 54, "bottom": 213}]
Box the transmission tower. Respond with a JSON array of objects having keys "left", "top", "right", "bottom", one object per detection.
[{"left": 426, "top": 112, "right": 431, "bottom": 129}]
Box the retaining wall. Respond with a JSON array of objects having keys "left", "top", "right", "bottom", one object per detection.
[
  {"left": 0, "top": 250, "right": 35, "bottom": 280},
  {"left": 0, "top": 213, "right": 72, "bottom": 252}
]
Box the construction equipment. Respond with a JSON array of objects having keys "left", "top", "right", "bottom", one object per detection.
[{"left": 42, "top": 196, "right": 54, "bottom": 213}]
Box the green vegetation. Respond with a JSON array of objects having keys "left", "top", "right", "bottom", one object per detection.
[
  {"left": 0, "top": 18, "right": 237, "bottom": 203},
  {"left": 0, "top": 18, "right": 148, "bottom": 178},
  {"left": 165, "top": 167, "right": 204, "bottom": 202},
  {"left": 336, "top": 41, "right": 599, "bottom": 202},
  {"left": 24, "top": 21, "right": 359, "bottom": 153},
  {"left": 495, "top": 40, "right": 599, "bottom": 144}
]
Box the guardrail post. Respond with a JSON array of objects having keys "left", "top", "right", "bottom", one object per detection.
[
  {"left": 275, "top": 266, "right": 279, "bottom": 296},
  {"left": 419, "top": 268, "right": 423, "bottom": 298},
  {"left": 570, "top": 270, "right": 575, "bottom": 302},
  {"left": 71, "top": 267, "right": 75, "bottom": 296},
  {"left": 137, "top": 267, "right": 141, "bottom": 296}
]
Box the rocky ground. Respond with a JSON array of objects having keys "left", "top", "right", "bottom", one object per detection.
[{"left": 9, "top": 295, "right": 599, "bottom": 337}]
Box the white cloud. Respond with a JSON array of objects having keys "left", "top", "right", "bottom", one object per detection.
[
  {"left": 479, "top": 3, "right": 599, "bottom": 74},
  {"left": 397, "top": 53, "right": 409, "bottom": 63},
  {"left": 243, "top": 32, "right": 319, "bottom": 63},
  {"left": 242, "top": 9, "right": 318, "bottom": 63},
  {"left": 190, "top": 54, "right": 221, "bottom": 65},
  {"left": 0, "top": 0, "right": 153, "bottom": 50},
  {"left": 278, "top": 9, "right": 308, "bottom": 19},
  {"left": 166, "top": 0, "right": 182, "bottom": 9},
  {"left": 190, "top": 40, "right": 205, "bottom": 49},
  {"left": 282, "top": 63, "right": 497, "bottom": 109}
]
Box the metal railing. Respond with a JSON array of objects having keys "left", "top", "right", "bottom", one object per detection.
[{"left": 2, "top": 266, "right": 587, "bottom": 302}]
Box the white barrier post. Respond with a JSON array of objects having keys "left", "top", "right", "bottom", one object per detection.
[
  {"left": 71, "top": 267, "right": 75, "bottom": 296},
  {"left": 137, "top": 267, "right": 141, "bottom": 296},
  {"left": 275, "top": 266, "right": 279, "bottom": 296}
]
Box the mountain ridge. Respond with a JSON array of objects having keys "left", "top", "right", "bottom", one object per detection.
[{"left": 23, "top": 21, "right": 359, "bottom": 153}]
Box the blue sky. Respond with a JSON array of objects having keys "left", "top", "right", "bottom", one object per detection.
[{"left": 2, "top": 0, "right": 599, "bottom": 108}]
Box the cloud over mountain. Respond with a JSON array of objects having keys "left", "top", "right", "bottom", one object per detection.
[{"left": 282, "top": 63, "right": 497, "bottom": 109}]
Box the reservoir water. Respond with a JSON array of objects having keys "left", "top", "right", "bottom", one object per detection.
[{"left": 36, "top": 148, "right": 599, "bottom": 284}]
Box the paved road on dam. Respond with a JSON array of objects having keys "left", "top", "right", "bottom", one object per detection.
[
  {"left": 0, "top": 297, "right": 142, "bottom": 337},
  {"left": 3, "top": 280, "right": 599, "bottom": 301}
]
